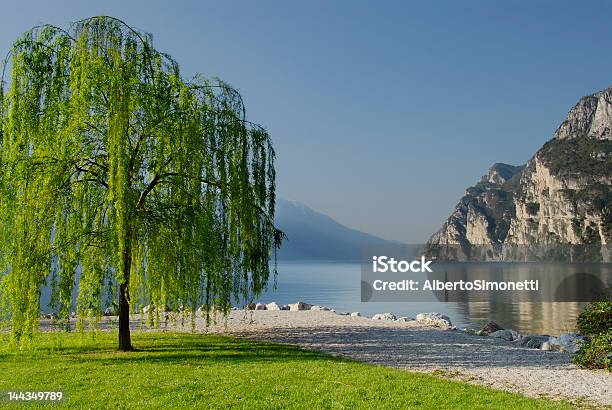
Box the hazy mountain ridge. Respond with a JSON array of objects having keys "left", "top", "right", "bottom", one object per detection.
[
  {"left": 428, "top": 87, "right": 612, "bottom": 260},
  {"left": 275, "top": 198, "right": 393, "bottom": 261}
]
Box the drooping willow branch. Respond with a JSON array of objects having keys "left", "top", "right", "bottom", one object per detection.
[{"left": 0, "top": 16, "right": 283, "bottom": 347}]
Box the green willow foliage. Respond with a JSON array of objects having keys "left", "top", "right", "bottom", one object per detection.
[{"left": 0, "top": 16, "right": 282, "bottom": 348}]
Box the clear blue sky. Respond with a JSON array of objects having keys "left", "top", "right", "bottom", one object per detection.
[{"left": 2, "top": 1, "right": 611, "bottom": 242}]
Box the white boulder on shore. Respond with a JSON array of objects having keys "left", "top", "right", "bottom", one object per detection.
[
  {"left": 350, "top": 312, "right": 361, "bottom": 317},
  {"left": 372, "top": 312, "right": 397, "bottom": 321},
  {"left": 415, "top": 312, "right": 452, "bottom": 328},
  {"left": 288, "top": 301, "right": 312, "bottom": 311},
  {"left": 310, "top": 305, "right": 330, "bottom": 311},
  {"left": 266, "top": 302, "right": 281, "bottom": 311}
]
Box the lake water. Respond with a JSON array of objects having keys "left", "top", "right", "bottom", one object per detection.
[{"left": 260, "top": 261, "right": 595, "bottom": 335}]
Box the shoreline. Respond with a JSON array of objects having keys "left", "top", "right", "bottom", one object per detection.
[{"left": 36, "top": 305, "right": 612, "bottom": 407}]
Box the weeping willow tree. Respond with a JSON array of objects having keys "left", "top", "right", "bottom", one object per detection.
[{"left": 0, "top": 16, "right": 282, "bottom": 351}]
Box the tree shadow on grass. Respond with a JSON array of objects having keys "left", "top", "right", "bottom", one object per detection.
[{"left": 45, "top": 333, "right": 346, "bottom": 366}]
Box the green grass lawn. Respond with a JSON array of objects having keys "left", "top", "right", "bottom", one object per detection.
[{"left": 0, "top": 332, "right": 568, "bottom": 409}]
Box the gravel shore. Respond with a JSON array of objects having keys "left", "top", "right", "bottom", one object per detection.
[{"left": 41, "top": 310, "right": 612, "bottom": 407}]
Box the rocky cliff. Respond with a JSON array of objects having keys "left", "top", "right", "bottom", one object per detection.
[{"left": 427, "top": 87, "right": 612, "bottom": 260}]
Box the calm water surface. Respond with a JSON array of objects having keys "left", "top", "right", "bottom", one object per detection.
[{"left": 261, "top": 261, "right": 591, "bottom": 335}]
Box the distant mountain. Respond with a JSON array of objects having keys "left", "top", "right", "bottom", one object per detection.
[
  {"left": 275, "top": 198, "right": 394, "bottom": 261},
  {"left": 427, "top": 86, "right": 612, "bottom": 260}
]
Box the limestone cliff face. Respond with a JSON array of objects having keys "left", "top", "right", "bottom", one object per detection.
[
  {"left": 428, "top": 87, "right": 612, "bottom": 259},
  {"left": 554, "top": 87, "right": 612, "bottom": 140}
]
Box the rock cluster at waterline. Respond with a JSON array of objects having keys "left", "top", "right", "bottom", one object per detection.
[
  {"left": 461, "top": 320, "right": 586, "bottom": 354},
  {"left": 239, "top": 301, "right": 454, "bottom": 328},
  {"left": 415, "top": 312, "right": 452, "bottom": 328}
]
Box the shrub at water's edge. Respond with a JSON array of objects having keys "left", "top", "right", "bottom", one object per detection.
[
  {"left": 573, "top": 300, "right": 612, "bottom": 370},
  {"left": 573, "top": 330, "right": 611, "bottom": 371},
  {"left": 576, "top": 300, "right": 612, "bottom": 336}
]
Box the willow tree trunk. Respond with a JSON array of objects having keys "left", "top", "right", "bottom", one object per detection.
[{"left": 118, "top": 242, "right": 133, "bottom": 351}]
